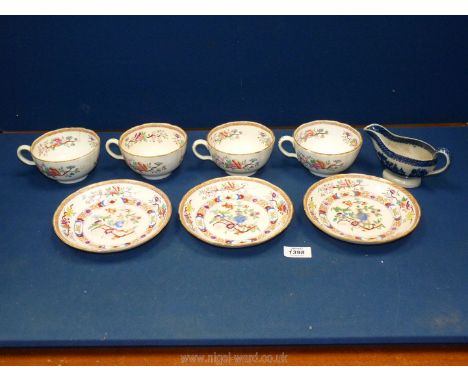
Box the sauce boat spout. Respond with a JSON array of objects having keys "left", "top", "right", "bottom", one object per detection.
[{"left": 363, "top": 123, "right": 392, "bottom": 149}]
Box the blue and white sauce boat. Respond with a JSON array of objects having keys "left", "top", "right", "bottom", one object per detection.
[{"left": 364, "top": 124, "right": 451, "bottom": 188}]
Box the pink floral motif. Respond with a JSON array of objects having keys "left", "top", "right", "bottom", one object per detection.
[
  {"left": 124, "top": 130, "right": 169, "bottom": 148},
  {"left": 199, "top": 181, "right": 246, "bottom": 200},
  {"left": 88, "top": 207, "right": 142, "bottom": 239},
  {"left": 39, "top": 164, "right": 80, "bottom": 178},
  {"left": 297, "top": 152, "right": 343, "bottom": 171},
  {"left": 212, "top": 155, "right": 259, "bottom": 171},
  {"left": 172, "top": 132, "right": 185, "bottom": 146},
  {"left": 60, "top": 204, "right": 75, "bottom": 236},
  {"left": 332, "top": 199, "right": 384, "bottom": 231},
  {"left": 212, "top": 128, "right": 242, "bottom": 144},
  {"left": 37, "top": 135, "right": 78, "bottom": 156},
  {"left": 297, "top": 128, "right": 328, "bottom": 143},
  {"left": 257, "top": 131, "right": 272, "bottom": 146},
  {"left": 209, "top": 198, "right": 260, "bottom": 235},
  {"left": 270, "top": 192, "right": 288, "bottom": 214},
  {"left": 151, "top": 197, "right": 168, "bottom": 221},
  {"left": 342, "top": 131, "right": 358, "bottom": 147},
  {"left": 128, "top": 160, "right": 166, "bottom": 174}
]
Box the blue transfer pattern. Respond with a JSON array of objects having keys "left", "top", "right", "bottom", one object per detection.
[
  {"left": 376, "top": 150, "right": 429, "bottom": 178},
  {"left": 375, "top": 151, "right": 407, "bottom": 176},
  {"left": 365, "top": 125, "right": 437, "bottom": 167},
  {"left": 409, "top": 168, "right": 429, "bottom": 177}
]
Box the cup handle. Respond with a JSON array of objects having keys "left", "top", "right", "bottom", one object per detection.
[
  {"left": 278, "top": 136, "right": 297, "bottom": 158},
  {"left": 17, "top": 145, "right": 36, "bottom": 166},
  {"left": 192, "top": 139, "right": 212, "bottom": 161},
  {"left": 428, "top": 148, "right": 451, "bottom": 176},
  {"left": 105, "top": 138, "right": 124, "bottom": 160}
]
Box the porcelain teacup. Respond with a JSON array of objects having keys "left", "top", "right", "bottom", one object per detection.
[
  {"left": 17, "top": 127, "right": 100, "bottom": 184},
  {"left": 278, "top": 120, "right": 362, "bottom": 177},
  {"left": 192, "top": 121, "right": 275, "bottom": 176},
  {"left": 105, "top": 123, "right": 187, "bottom": 180}
]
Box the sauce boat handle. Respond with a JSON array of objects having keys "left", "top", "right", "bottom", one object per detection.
[
  {"left": 192, "top": 139, "right": 212, "bottom": 161},
  {"left": 428, "top": 148, "right": 451, "bottom": 176},
  {"left": 278, "top": 136, "right": 297, "bottom": 159}
]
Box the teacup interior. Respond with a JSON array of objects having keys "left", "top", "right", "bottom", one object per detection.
[
  {"left": 122, "top": 126, "right": 186, "bottom": 156},
  {"left": 32, "top": 129, "right": 99, "bottom": 161},
  {"left": 295, "top": 122, "right": 361, "bottom": 154},
  {"left": 208, "top": 124, "right": 273, "bottom": 154}
]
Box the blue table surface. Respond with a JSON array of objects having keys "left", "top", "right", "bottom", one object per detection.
[{"left": 0, "top": 127, "right": 467, "bottom": 347}]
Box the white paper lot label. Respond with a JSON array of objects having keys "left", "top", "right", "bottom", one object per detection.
[{"left": 283, "top": 246, "right": 312, "bottom": 259}]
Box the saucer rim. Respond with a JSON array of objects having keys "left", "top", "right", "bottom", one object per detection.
[
  {"left": 303, "top": 173, "right": 421, "bottom": 245},
  {"left": 52, "top": 178, "right": 172, "bottom": 253},
  {"left": 178, "top": 175, "right": 294, "bottom": 248}
]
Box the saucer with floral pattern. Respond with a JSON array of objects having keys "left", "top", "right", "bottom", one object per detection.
[
  {"left": 303, "top": 174, "right": 420, "bottom": 244},
  {"left": 53, "top": 179, "right": 171, "bottom": 253},
  {"left": 179, "top": 176, "right": 293, "bottom": 247}
]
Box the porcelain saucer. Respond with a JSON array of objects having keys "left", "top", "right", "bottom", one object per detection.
[
  {"left": 179, "top": 176, "right": 294, "bottom": 247},
  {"left": 53, "top": 179, "right": 171, "bottom": 253},
  {"left": 303, "top": 174, "right": 421, "bottom": 244}
]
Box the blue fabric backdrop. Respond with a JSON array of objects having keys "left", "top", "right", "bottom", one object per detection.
[{"left": 0, "top": 16, "right": 467, "bottom": 131}]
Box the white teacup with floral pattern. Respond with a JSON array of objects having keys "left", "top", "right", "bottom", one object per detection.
[
  {"left": 105, "top": 123, "right": 187, "bottom": 180},
  {"left": 278, "top": 120, "right": 362, "bottom": 177},
  {"left": 17, "top": 127, "right": 100, "bottom": 184},
  {"left": 192, "top": 121, "right": 275, "bottom": 176}
]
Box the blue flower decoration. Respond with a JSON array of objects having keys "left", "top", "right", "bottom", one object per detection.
[
  {"left": 356, "top": 212, "right": 368, "bottom": 221},
  {"left": 234, "top": 214, "right": 247, "bottom": 224}
]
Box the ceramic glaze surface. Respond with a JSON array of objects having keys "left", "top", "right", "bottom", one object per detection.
[
  {"left": 385, "top": 140, "right": 434, "bottom": 160},
  {"left": 106, "top": 123, "right": 187, "bottom": 180},
  {"left": 122, "top": 126, "right": 185, "bottom": 156},
  {"left": 192, "top": 122, "right": 275, "bottom": 176},
  {"left": 53, "top": 179, "right": 171, "bottom": 253},
  {"left": 33, "top": 130, "right": 98, "bottom": 161},
  {"left": 304, "top": 174, "right": 420, "bottom": 244},
  {"left": 17, "top": 127, "right": 100, "bottom": 184},
  {"left": 208, "top": 124, "right": 273, "bottom": 154},
  {"left": 295, "top": 121, "right": 360, "bottom": 154},
  {"left": 278, "top": 120, "right": 362, "bottom": 177},
  {"left": 179, "top": 176, "right": 293, "bottom": 247}
]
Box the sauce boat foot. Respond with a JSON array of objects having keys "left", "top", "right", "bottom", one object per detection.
[
  {"left": 142, "top": 173, "right": 171, "bottom": 180},
  {"left": 57, "top": 175, "right": 88, "bottom": 184},
  {"left": 225, "top": 170, "right": 256, "bottom": 176},
  {"left": 382, "top": 169, "right": 421, "bottom": 188}
]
